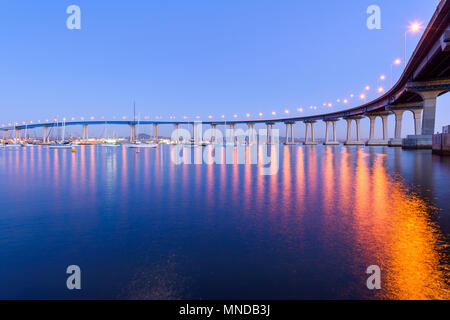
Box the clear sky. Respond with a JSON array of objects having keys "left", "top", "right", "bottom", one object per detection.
[{"left": 0, "top": 0, "right": 448, "bottom": 138}]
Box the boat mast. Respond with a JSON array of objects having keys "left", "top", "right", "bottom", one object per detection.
[{"left": 62, "top": 119, "right": 66, "bottom": 142}]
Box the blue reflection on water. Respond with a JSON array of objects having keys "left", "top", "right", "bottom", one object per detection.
[{"left": 0, "top": 145, "right": 448, "bottom": 299}]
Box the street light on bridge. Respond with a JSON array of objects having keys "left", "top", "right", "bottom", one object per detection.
[
  {"left": 390, "top": 58, "right": 402, "bottom": 88},
  {"left": 360, "top": 93, "right": 367, "bottom": 103},
  {"left": 405, "top": 22, "right": 423, "bottom": 68},
  {"left": 377, "top": 75, "right": 386, "bottom": 94}
]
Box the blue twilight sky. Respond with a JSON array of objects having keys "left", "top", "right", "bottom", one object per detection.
[{"left": 0, "top": 0, "right": 448, "bottom": 138}]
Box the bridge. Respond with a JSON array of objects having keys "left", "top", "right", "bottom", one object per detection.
[{"left": 2, "top": 0, "right": 450, "bottom": 148}]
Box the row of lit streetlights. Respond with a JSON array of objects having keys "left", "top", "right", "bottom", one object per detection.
[{"left": 2, "top": 23, "right": 423, "bottom": 128}]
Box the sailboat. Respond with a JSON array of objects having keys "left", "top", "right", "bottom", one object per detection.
[
  {"left": 22, "top": 125, "right": 37, "bottom": 147},
  {"left": 100, "top": 122, "right": 121, "bottom": 147},
  {"left": 126, "top": 103, "right": 158, "bottom": 149},
  {"left": 49, "top": 120, "right": 73, "bottom": 149},
  {"left": 6, "top": 124, "right": 21, "bottom": 148}
]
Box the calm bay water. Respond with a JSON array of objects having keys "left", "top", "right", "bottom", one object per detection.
[{"left": 0, "top": 144, "right": 449, "bottom": 300}]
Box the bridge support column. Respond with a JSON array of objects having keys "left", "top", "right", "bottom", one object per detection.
[
  {"left": 285, "top": 123, "right": 289, "bottom": 144},
  {"left": 366, "top": 112, "right": 391, "bottom": 146},
  {"left": 403, "top": 108, "right": 430, "bottom": 149},
  {"left": 402, "top": 89, "right": 444, "bottom": 149},
  {"left": 304, "top": 121, "right": 318, "bottom": 145},
  {"left": 193, "top": 123, "right": 198, "bottom": 143},
  {"left": 355, "top": 119, "right": 361, "bottom": 142},
  {"left": 173, "top": 124, "right": 179, "bottom": 144},
  {"left": 266, "top": 123, "right": 275, "bottom": 145},
  {"left": 323, "top": 119, "right": 340, "bottom": 145},
  {"left": 210, "top": 124, "right": 218, "bottom": 144},
  {"left": 228, "top": 124, "right": 236, "bottom": 145},
  {"left": 43, "top": 127, "right": 49, "bottom": 143},
  {"left": 304, "top": 122, "right": 309, "bottom": 144},
  {"left": 248, "top": 123, "right": 256, "bottom": 145},
  {"left": 333, "top": 121, "right": 338, "bottom": 143},
  {"left": 284, "top": 122, "right": 295, "bottom": 145},
  {"left": 368, "top": 116, "right": 376, "bottom": 141},
  {"left": 290, "top": 123, "right": 294, "bottom": 144},
  {"left": 82, "top": 125, "right": 89, "bottom": 142},
  {"left": 344, "top": 117, "right": 365, "bottom": 145},
  {"left": 345, "top": 119, "right": 351, "bottom": 144},
  {"left": 129, "top": 124, "right": 136, "bottom": 143},
  {"left": 382, "top": 115, "right": 389, "bottom": 141},
  {"left": 153, "top": 124, "right": 158, "bottom": 141},
  {"left": 420, "top": 91, "right": 442, "bottom": 135},
  {"left": 389, "top": 110, "right": 404, "bottom": 147},
  {"left": 413, "top": 109, "right": 422, "bottom": 135}
]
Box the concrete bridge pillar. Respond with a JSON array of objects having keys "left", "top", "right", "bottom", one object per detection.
[
  {"left": 173, "top": 124, "right": 179, "bottom": 143},
  {"left": 229, "top": 124, "right": 236, "bottom": 145},
  {"left": 345, "top": 119, "right": 352, "bottom": 144},
  {"left": 388, "top": 105, "right": 425, "bottom": 147},
  {"left": 345, "top": 117, "right": 365, "bottom": 145},
  {"left": 43, "top": 127, "right": 48, "bottom": 143},
  {"left": 311, "top": 122, "right": 316, "bottom": 142},
  {"left": 193, "top": 123, "right": 198, "bottom": 143},
  {"left": 285, "top": 123, "right": 289, "bottom": 144},
  {"left": 153, "top": 124, "right": 158, "bottom": 140},
  {"left": 211, "top": 124, "right": 217, "bottom": 144},
  {"left": 284, "top": 122, "right": 295, "bottom": 145},
  {"left": 366, "top": 113, "right": 391, "bottom": 146},
  {"left": 323, "top": 120, "right": 339, "bottom": 145},
  {"left": 129, "top": 124, "right": 136, "bottom": 143},
  {"left": 402, "top": 87, "right": 444, "bottom": 149},
  {"left": 368, "top": 116, "right": 376, "bottom": 141},
  {"left": 266, "top": 123, "right": 274, "bottom": 145},
  {"left": 333, "top": 121, "right": 337, "bottom": 143},
  {"left": 412, "top": 109, "right": 423, "bottom": 135},
  {"left": 355, "top": 119, "right": 361, "bottom": 142},
  {"left": 304, "top": 122, "right": 310, "bottom": 144},
  {"left": 82, "top": 124, "right": 89, "bottom": 142},
  {"left": 291, "top": 123, "right": 295, "bottom": 144},
  {"left": 382, "top": 115, "right": 389, "bottom": 141},
  {"left": 304, "top": 121, "right": 318, "bottom": 145},
  {"left": 419, "top": 90, "right": 442, "bottom": 135},
  {"left": 248, "top": 123, "right": 256, "bottom": 145},
  {"left": 390, "top": 110, "right": 404, "bottom": 146}
]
